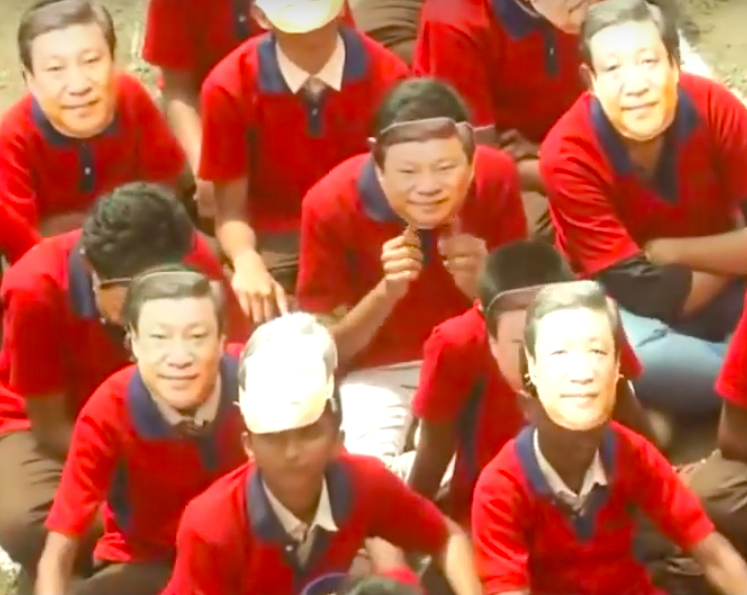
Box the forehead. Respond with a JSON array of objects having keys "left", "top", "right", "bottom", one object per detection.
[
  {"left": 382, "top": 135, "right": 466, "bottom": 166},
  {"left": 534, "top": 307, "right": 614, "bottom": 345},
  {"left": 31, "top": 22, "right": 108, "bottom": 57},
  {"left": 589, "top": 20, "right": 664, "bottom": 58},
  {"left": 137, "top": 297, "right": 217, "bottom": 329}
]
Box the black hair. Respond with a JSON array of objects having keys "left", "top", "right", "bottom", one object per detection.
[
  {"left": 81, "top": 182, "right": 195, "bottom": 281},
  {"left": 580, "top": 0, "right": 680, "bottom": 67},
  {"left": 478, "top": 241, "right": 574, "bottom": 338},
  {"left": 122, "top": 263, "right": 225, "bottom": 333},
  {"left": 19, "top": 0, "right": 116, "bottom": 72}
]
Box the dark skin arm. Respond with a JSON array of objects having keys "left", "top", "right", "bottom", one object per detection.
[
  {"left": 408, "top": 419, "right": 457, "bottom": 500},
  {"left": 472, "top": 127, "right": 544, "bottom": 192},
  {"left": 161, "top": 70, "right": 202, "bottom": 173},
  {"left": 717, "top": 401, "right": 747, "bottom": 463},
  {"left": 690, "top": 532, "right": 747, "bottom": 594},
  {"left": 25, "top": 397, "right": 73, "bottom": 461},
  {"left": 612, "top": 378, "right": 657, "bottom": 443}
]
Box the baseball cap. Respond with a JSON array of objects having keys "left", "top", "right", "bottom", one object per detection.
[
  {"left": 253, "top": 0, "right": 346, "bottom": 34},
  {"left": 238, "top": 313, "right": 338, "bottom": 434}
]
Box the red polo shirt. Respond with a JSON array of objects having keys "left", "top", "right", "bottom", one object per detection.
[
  {"left": 413, "top": 304, "right": 642, "bottom": 525},
  {"left": 413, "top": 0, "right": 583, "bottom": 143},
  {"left": 541, "top": 74, "right": 747, "bottom": 276},
  {"left": 143, "top": 0, "right": 356, "bottom": 86},
  {"left": 472, "top": 423, "right": 714, "bottom": 595},
  {"left": 163, "top": 454, "right": 449, "bottom": 595},
  {"left": 46, "top": 357, "right": 245, "bottom": 562},
  {"left": 199, "top": 27, "right": 408, "bottom": 234},
  {"left": 296, "top": 147, "right": 527, "bottom": 370},
  {"left": 0, "top": 230, "right": 248, "bottom": 436},
  {"left": 0, "top": 73, "right": 185, "bottom": 262}
]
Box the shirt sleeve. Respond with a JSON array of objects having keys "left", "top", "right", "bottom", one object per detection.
[
  {"left": 45, "top": 388, "right": 121, "bottom": 536},
  {"left": 0, "top": 117, "right": 43, "bottom": 232},
  {"left": 141, "top": 0, "right": 200, "bottom": 72},
  {"left": 412, "top": 325, "right": 477, "bottom": 423},
  {"left": 367, "top": 458, "right": 450, "bottom": 554},
  {"left": 412, "top": 15, "right": 497, "bottom": 127},
  {"left": 127, "top": 77, "right": 187, "bottom": 183},
  {"left": 706, "top": 80, "right": 747, "bottom": 205},
  {"left": 629, "top": 432, "right": 714, "bottom": 550},
  {"left": 471, "top": 458, "right": 530, "bottom": 593},
  {"left": 199, "top": 62, "right": 252, "bottom": 182},
  {"left": 0, "top": 202, "right": 40, "bottom": 263},
  {"left": 3, "top": 279, "right": 66, "bottom": 397}
]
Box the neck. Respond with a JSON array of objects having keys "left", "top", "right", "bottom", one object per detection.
[
  {"left": 270, "top": 479, "right": 324, "bottom": 523},
  {"left": 537, "top": 425, "right": 602, "bottom": 477},
  {"left": 276, "top": 27, "right": 338, "bottom": 74}
]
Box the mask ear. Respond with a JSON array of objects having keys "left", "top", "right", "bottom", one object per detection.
[
  {"left": 579, "top": 63, "right": 594, "bottom": 91},
  {"left": 250, "top": 4, "right": 272, "bottom": 29},
  {"left": 127, "top": 328, "right": 140, "bottom": 361}
]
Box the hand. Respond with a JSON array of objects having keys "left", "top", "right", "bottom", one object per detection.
[
  {"left": 497, "top": 129, "right": 539, "bottom": 161},
  {"left": 438, "top": 220, "right": 487, "bottom": 299},
  {"left": 194, "top": 179, "right": 216, "bottom": 219},
  {"left": 232, "top": 249, "right": 288, "bottom": 324},
  {"left": 381, "top": 226, "right": 423, "bottom": 300},
  {"left": 644, "top": 238, "right": 679, "bottom": 266}
]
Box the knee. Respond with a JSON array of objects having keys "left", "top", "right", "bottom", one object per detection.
[{"left": 0, "top": 509, "right": 47, "bottom": 574}]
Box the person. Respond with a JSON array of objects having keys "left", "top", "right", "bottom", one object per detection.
[
  {"left": 0, "top": 0, "right": 187, "bottom": 263},
  {"left": 539, "top": 0, "right": 747, "bottom": 417},
  {"left": 0, "top": 182, "right": 246, "bottom": 582},
  {"left": 296, "top": 77, "right": 527, "bottom": 478},
  {"left": 351, "top": 0, "right": 424, "bottom": 65},
  {"left": 35, "top": 266, "right": 247, "bottom": 595},
  {"left": 141, "top": 0, "right": 356, "bottom": 221},
  {"left": 471, "top": 280, "right": 747, "bottom": 595},
  {"left": 162, "top": 313, "right": 482, "bottom": 595},
  {"left": 408, "top": 240, "right": 652, "bottom": 527},
  {"left": 336, "top": 573, "right": 422, "bottom": 595},
  {"left": 200, "top": 0, "right": 408, "bottom": 314}
]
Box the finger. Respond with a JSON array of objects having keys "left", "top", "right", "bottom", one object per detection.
[
  {"left": 497, "top": 129, "right": 519, "bottom": 145},
  {"left": 262, "top": 295, "right": 276, "bottom": 323},
  {"left": 384, "top": 258, "right": 422, "bottom": 276},
  {"left": 444, "top": 255, "right": 479, "bottom": 272},
  {"left": 447, "top": 217, "right": 462, "bottom": 237},
  {"left": 249, "top": 296, "right": 265, "bottom": 325},
  {"left": 384, "top": 246, "right": 424, "bottom": 264},
  {"left": 236, "top": 290, "right": 252, "bottom": 315},
  {"left": 274, "top": 283, "right": 289, "bottom": 315},
  {"left": 402, "top": 225, "right": 421, "bottom": 246}
]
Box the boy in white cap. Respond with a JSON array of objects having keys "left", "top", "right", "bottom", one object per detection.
[{"left": 163, "top": 313, "right": 481, "bottom": 595}]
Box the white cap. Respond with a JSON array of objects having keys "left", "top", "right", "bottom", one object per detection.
[
  {"left": 238, "top": 313, "right": 338, "bottom": 434},
  {"left": 253, "top": 0, "right": 346, "bottom": 34}
]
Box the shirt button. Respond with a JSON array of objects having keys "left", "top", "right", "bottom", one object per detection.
[
  {"left": 84, "top": 167, "right": 91, "bottom": 174},
  {"left": 239, "top": 14, "right": 246, "bottom": 22}
]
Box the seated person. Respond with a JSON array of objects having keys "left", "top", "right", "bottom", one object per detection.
[
  {"left": 0, "top": 0, "right": 186, "bottom": 262},
  {"left": 471, "top": 280, "right": 747, "bottom": 595},
  {"left": 296, "top": 77, "right": 526, "bottom": 478},
  {"left": 352, "top": 0, "right": 424, "bottom": 65},
  {"left": 409, "top": 240, "right": 652, "bottom": 527},
  {"left": 35, "top": 267, "right": 247, "bottom": 595},
  {"left": 540, "top": 0, "right": 747, "bottom": 417},
  {"left": 413, "top": 0, "right": 725, "bottom": 243},
  {"left": 162, "top": 313, "right": 481, "bottom": 595},
  {"left": 0, "top": 182, "right": 246, "bottom": 581},
  {"left": 200, "top": 0, "right": 408, "bottom": 307},
  {"left": 141, "top": 0, "right": 355, "bottom": 220}
]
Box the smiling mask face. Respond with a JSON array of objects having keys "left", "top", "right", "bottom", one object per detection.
[{"left": 526, "top": 306, "right": 620, "bottom": 431}]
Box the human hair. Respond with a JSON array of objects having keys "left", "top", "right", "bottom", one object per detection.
[
  {"left": 81, "top": 182, "right": 195, "bottom": 281},
  {"left": 372, "top": 77, "right": 474, "bottom": 166},
  {"left": 579, "top": 0, "right": 680, "bottom": 68},
  {"left": 478, "top": 241, "right": 575, "bottom": 339},
  {"left": 523, "top": 280, "right": 621, "bottom": 359},
  {"left": 122, "top": 264, "right": 225, "bottom": 333},
  {"left": 239, "top": 313, "right": 342, "bottom": 426},
  {"left": 340, "top": 576, "right": 421, "bottom": 595},
  {"left": 18, "top": 0, "right": 116, "bottom": 72}
]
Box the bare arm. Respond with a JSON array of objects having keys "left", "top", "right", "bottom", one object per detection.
[
  {"left": 691, "top": 532, "right": 747, "bottom": 595},
  {"left": 35, "top": 532, "right": 78, "bottom": 595},
  {"left": 161, "top": 70, "right": 203, "bottom": 173},
  {"left": 25, "top": 397, "right": 73, "bottom": 461}
]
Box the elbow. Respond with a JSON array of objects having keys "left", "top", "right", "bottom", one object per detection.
[{"left": 717, "top": 427, "right": 747, "bottom": 463}]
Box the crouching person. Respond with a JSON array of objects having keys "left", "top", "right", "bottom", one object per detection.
[
  {"left": 35, "top": 266, "right": 247, "bottom": 595},
  {"left": 163, "top": 313, "right": 482, "bottom": 595}
]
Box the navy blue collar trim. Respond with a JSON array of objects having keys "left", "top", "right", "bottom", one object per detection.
[
  {"left": 257, "top": 25, "right": 368, "bottom": 94},
  {"left": 246, "top": 460, "right": 352, "bottom": 543},
  {"left": 31, "top": 98, "right": 120, "bottom": 147},
  {"left": 67, "top": 240, "right": 98, "bottom": 319},
  {"left": 490, "top": 0, "right": 545, "bottom": 39},
  {"left": 590, "top": 87, "right": 700, "bottom": 175},
  {"left": 126, "top": 354, "right": 240, "bottom": 439}
]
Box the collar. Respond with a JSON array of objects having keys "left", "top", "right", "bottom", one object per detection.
[
  {"left": 490, "top": 0, "right": 546, "bottom": 39},
  {"left": 262, "top": 479, "right": 338, "bottom": 539},
  {"left": 67, "top": 239, "right": 98, "bottom": 318},
  {"left": 151, "top": 376, "right": 223, "bottom": 426},
  {"left": 31, "top": 98, "right": 120, "bottom": 147},
  {"left": 514, "top": 423, "right": 616, "bottom": 497},
  {"left": 533, "top": 428, "right": 607, "bottom": 504},
  {"left": 257, "top": 25, "right": 367, "bottom": 94},
  {"left": 126, "top": 354, "right": 239, "bottom": 439},
  {"left": 275, "top": 34, "right": 345, "bottom": 93},
  {"left": 590, "top": 87, "right": 700, "bottom": 175},
  {"left": 247, "top": 460, "right": 352, "bottom": 542}
]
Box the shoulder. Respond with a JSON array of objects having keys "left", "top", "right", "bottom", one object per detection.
[
  {"left": 2, "top": 234, "right": 75, "bottom": 298},
  {"left": 428, "top": 306, "right": 486, "bottom": 353},
  {"left": 204, "top": 35, "right": 265, "bottom": 95},
  {"left": 79, "top": 365, "right": 135, "bottom": 418},
  {"left": 303, "top": 154, "right": 368, "bottom": 215},
  {"left": 541, "top": 92, "right": 599, "bottom": 160},
  {"left": 0, "top": 95, "right": 35, "bottom": 145},
  {"left": 420, "top": 0, "right": 488, "bottom": 31},
  {"left": 473, "top": 145, "right": 518, "bottom": 179},
  {"left": 680, "top": 73, "right": 747, "bottom": 129},
  {"left": 474, "top": 438, "right": 526, "bottom": 501}
]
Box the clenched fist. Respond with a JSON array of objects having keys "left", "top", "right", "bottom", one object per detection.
[{"left": 381, "top": 226, "right": 423, "bottom": 300}]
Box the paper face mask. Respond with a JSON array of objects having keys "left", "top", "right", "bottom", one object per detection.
[
  {"left": 526, "top": 306, "right": 619, "bottom": 431},
  {"left": 373, "top": 117, "right": 475, "bottom": 229}
]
